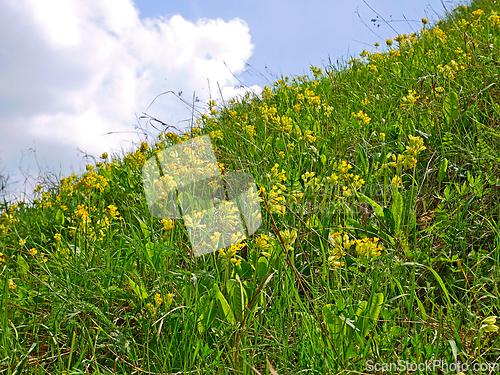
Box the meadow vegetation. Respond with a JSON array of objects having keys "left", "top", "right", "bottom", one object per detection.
[{"left": 1, "top": 0, "right": 500, "bottom": 373}]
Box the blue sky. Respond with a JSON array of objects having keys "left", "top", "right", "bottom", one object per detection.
[
  {"left": 134, "top": 0, "right": 464, "bottom": 86},
  {"left": 0, "top": 0, "right": 465, "bottom": 202}
]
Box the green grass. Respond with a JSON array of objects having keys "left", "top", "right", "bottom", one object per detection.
[{"left": 2, "top": 0, "right": 500, "bottom": 373}]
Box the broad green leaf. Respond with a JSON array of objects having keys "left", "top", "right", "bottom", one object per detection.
[
  {"left": 320, "top": 154, "right": 327, "bottom": 165},
  {"left": 256, "top": 256, "right": 268, "bottom": 283},
  {"left": 232, "top": 274, "right": 245, "bottom": 321},
  {"left": 235, "top": 257, "right": 253, "bottom": 280},
  {"left": 126, "top": 276, "right": 149, "bottom": 301},
  {"left": 390, "top": 191, "right": 403, "bottom": 235},
  {"left": 197, "top": 293, "right": 217, "bottom": 334},
  {"left": 322, "top": 304, "right": 344, "bottom": 337},
  {"left": 213, "top": 283, "right": 235, "bottom": 324},
  {"left": 357, "top": 193, "right": 384, "bottom": 219},
  {"left": 437, "top": 158, "right": 448, "bottom": 182},
  {"left": 55, "top": 209, "right": 64, "bottom": 225},
  {"left": 355, "top": 293, "right": 384, "bottom": 337},
  {"left": 443, "top": 90, "right": 459, "bottom": 125},
  {"left": 145, "top": 242, "right": 155, "bottom": 260}
]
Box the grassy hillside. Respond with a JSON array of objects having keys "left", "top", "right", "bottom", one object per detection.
[{"left": 2, "top": 0, "right": 500, "bottom": 373}]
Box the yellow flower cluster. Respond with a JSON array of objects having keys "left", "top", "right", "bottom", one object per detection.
[
  {"left": 386, "top": 135, "right": 426, "bottom": 173},
  {"left": 302, "top": 88, "right": 321, "bottom": 106},
  {"left": 273, "top": 115, "right": 294, "bottom": 133},
  {"left": 259, "top": 102, "right": 278, "bottom": 122},
  {"left": 219, "top": 242, "right": 245, "bottom": 261},
  {"left": 105, "top": 205, "right": 122, "bottom": 221},
  {"left": 437, "top": 60, "right": 459, "bottom": 80},
  {"left": 123, "top": 146, "right": 148, "bottom": 170},
  {"left": 253, "top": 234, "right": 273, "bottom": 257},
  {"left": 210, "top": 129, "right": 224, "bottom": 141},
  {"left": 245, "top": 125, "right": 256, "bottom": 138},
  {"left": 302, "top": 171, "right": 321, "bottom": 191},
  {"left": 57, "top": 247, "right": 71, "bottom": 261},
  {"left": 355, "top": 237, "right": 383, "bottom": 259},
  {"left": 352, "top": 110, "right": 371, "bottom": 125},
  {"left": 161, "top": 218, "right": 175, "bottom": 230},
  {"left": 310, "top": 65, "right": 323, "bottom": 79},
  {"left": 154, "top": 293, "right": 162, "bottom": 307},
  {"left": 73, "top": 204, "right": 91, "bottom": 225},
  {"left": 260, "top": 185, "right": 286, "bottom": 216},
  {"left": 393, "top": 33, "right": 418, "bottom": 48},
  {"left": 0, "top": 211, "right": 17, "bottom": 234},
  {"left": 327, "top": 231, "right": 350, "bottom": 269},
  {"left": 471, "top": 9, "right": 484, "bottom": 21},
  {"left": 401, "top": 90, "right": 420, "bottom": 108},
  {"left": 261, "top": 85, "right": 273, "bottom": 101},
  {"left": 432, "top": 27, "right": 447, "bottom": 43},
  {"left": 76, "top": 169, "right": 110, "bottom": 193},
  {"left": 268, "top": 163, "right": 287, "bottom": 185},
  {"left": 58, "top": 174, "right": 78, "bottom": 197},
  {"left": 278, "top": 228, "right": 297, "bottom": 252},
  {"left": 489, "top": 12, "right": 500, "bottom": 29}
]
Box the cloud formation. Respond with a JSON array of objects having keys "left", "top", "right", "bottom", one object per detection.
[{"left": 0, "top": 0, "right": 259, "bottom": 200}]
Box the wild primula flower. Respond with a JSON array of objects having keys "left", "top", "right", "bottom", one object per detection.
[
  {"left": 254, "top": 234, "right": 273, "bottom": 256},
  {"left": 489, "top": 12, "right": 500, "bottom": 29},
  {"left": 278, "top": 228, "right": 297, "bottom": 252},
  {"left": 471, "top": 9, "right": 484, "bottom": 21},
  {"left": 352, "top": 110, "right": 371, "bottom": 125},
  {"left": 154, "top": 293, "right": 162, "bottom": 307},
  {"left": 481, "top": 316, "right": 499, "bottom": 333},
  {"left": 401, "top": 90, "right": 419, "bottom": 108},
  {"left": 355, "top": 237, "right": 383, "bottom": 259},
  {"left": 327, "top": 231, "right": 351, "bottom": 269},
  {"left": 161, "top": 218, "right": 175, "bottom": 230}
]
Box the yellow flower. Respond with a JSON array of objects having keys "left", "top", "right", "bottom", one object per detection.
[
  {"left": 422, "top": 18, "right": 428, "bottom": 25},
  {"left": 386, "top": 39, "right": 393, "bottom": 46},
  {"left": 327, "top": 256, "right": 344, "bottom": 269},
  {"left": 54, "top": 233, "right": 62, "bottom": 242},
  {"left": 380, "top": 133, "right": 386, "bottom": 142},
  {"left": 471, "top": 9, "right": 484, "bottom": 21},
  {"left": 8, "top": 279, "right": 16, "bottom": 290},
  {"left": 391, "top": 175, "right": 402, "bottom": 187},
  {"left": 155, "top": 293, "right": 163, "bottom": 307},
  {"left": 165, "top": 293, "right": 174, "bottom": 309},
  {"left": 161, "top": 218, "right": 175, "bottom": 230},
  {"left": 279, "top": 228, "right": 297, "bottom": 251},
  {"left": 352, "top": 110, "right": 371, "bottom": 125}
]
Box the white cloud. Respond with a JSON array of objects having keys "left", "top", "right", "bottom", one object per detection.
[{"left": 0, "top": 0, "right": 258, "bottom": 202}]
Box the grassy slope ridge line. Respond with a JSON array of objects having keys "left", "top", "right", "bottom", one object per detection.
[{"left": 1, "top": 0, "right": 500, "bottom": 373}]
